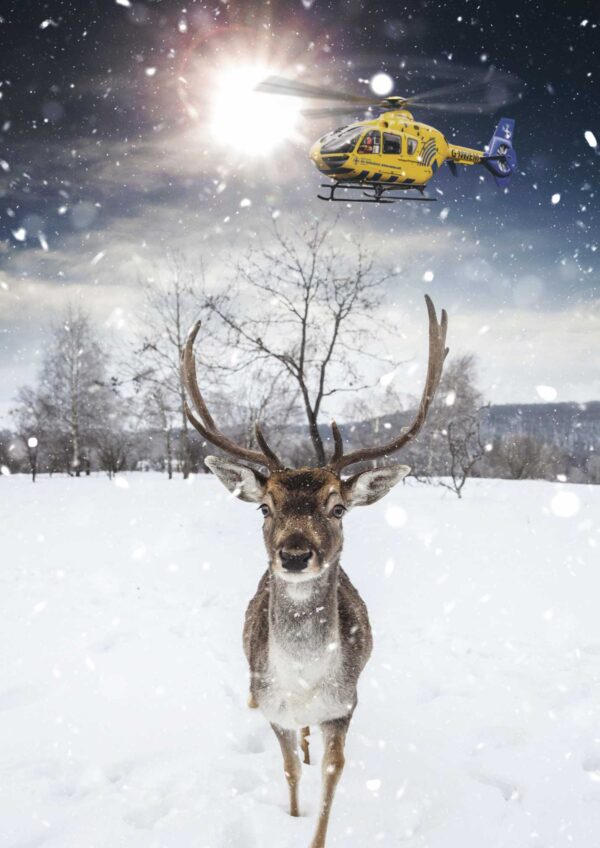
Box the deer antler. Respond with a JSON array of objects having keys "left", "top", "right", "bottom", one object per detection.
[
  {"left": 328, "top": 294, "right": 449, "bottom": 473},
  {"left": 181, "top": 321, "right": 284, "bottom": 471}
]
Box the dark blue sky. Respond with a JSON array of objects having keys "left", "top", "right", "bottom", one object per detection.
[{"left": 0, "top": 0, "right": 598, "bottom": 418}]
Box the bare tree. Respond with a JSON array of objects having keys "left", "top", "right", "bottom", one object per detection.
[
  {"left": 94, "top": 390, "right": 131, "bottom": 478},
  {"left": 0, "top": 430, "right": 19, "bottom": 475},
  {"left": 133, "top": 255, "right": 216, "bottom": 478},
  {"left": 412, "top": 353, "right": 487, "bottom": 496},
  {"left": 491, "top": 434, "right": 562, "bottom": 480},
  {"left": 96, "top": 430, "right": 128, "bottom": 478},
  {"left": 12, "top": 385, "right": 47, "bottom": 479},
  {"left": 441, "top": 411, "right": 487, "bottom": 498},
  {"left": 11, "top": 310, "right": 114, "bottom": 477},
  {"left": 44, "top": 309, "right": 108, "bottom": 474},
  {"left": 150, "top": 388, "right": 176, "bottom": 479},
  {"left": 204, "top": 222, "right": 394, "bottom": 466}
]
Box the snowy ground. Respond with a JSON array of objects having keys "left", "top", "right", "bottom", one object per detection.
[{"left": 1, "top": 473, "right": 600, "bottom": 848}]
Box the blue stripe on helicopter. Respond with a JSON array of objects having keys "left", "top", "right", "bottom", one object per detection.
[
  {"left": 422, "top": 141, "right": 437, "bottom": 167},
  {"left": 319, "top": 166, "right": 354, "bottom": 175}
]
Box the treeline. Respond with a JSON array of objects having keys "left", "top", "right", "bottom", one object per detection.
[{"left": 2, "top": 224, "right": 597, "bottom": 491}]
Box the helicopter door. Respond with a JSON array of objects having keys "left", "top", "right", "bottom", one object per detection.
[
  {"left": 357, "top": 130, "right": 381, "bottom": 155},
  {"left": 378, "top": 132, "right": 405, "bottom": 182},
  {"left": 382, "top": 132, "right": 402, "bottom": 155}
]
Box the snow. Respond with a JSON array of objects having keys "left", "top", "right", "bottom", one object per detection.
[
  {"left": 550, "top": 489, "right": 581, "bottom": 518},
  {"left": 535, "top": 384, "right": 557, "bottom": 401},
  {"left": 1, "top": 473, "right": 600, "bottom": 847}
]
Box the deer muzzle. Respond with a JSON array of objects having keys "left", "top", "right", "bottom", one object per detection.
[{"left": 279, "top": 547, "right": 314, "bottom": 572}]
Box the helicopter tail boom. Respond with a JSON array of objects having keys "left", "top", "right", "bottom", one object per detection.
[{"left": 482, "top": 118, "right": 517, "bottom": 188}]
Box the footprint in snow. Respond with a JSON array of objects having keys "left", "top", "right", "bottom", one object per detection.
[
  {"left": 218, "top": 815, "right": 258, "bottom": 848},
  {"left": 123, "top": 799, "right": 171, "bottom": 830},
  {"left": 230, "top": 768, "right": 262, "bottom": 795},
  {"left": 471, "top": 769, "right": 522, "bottom": 802},
  {"left": 0, "top": 684, "right": 43, "bottom": 712},
  {"left": 582, "top": 754, "right": 600, "bottom": 781},
  {"left": 90, "top": 629, "right": 130, "bottom": 653},
  {"left": 227, "top": 725, "right": 269, "bottom": 755},
  {"left": 471, "top": 725, "right": 530, "bottom": 754}
]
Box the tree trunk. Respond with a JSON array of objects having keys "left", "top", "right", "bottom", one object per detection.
[
  {"left": 157, "top": 394, "right": 173, "bottom": 480},
  {"left": 179, "top": 394, "right": 190, "bottom": 479},
  {"left": 307, "top": 412, "right": 326, "bottom": 466}
]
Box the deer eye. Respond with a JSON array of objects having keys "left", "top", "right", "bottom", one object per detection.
[
  {"left": 330, "top": 504, "right": 346, "bottom": 519},
  {"left": 259, "top": 504, "right": 270, "bottom": 518}
]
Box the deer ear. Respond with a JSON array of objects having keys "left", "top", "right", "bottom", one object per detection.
[
  {"left": 205, "top": 456, "right": 267, "bottom": 503},
  {"left": 343, "top": 464, "right": 411, "bottom": 507}
]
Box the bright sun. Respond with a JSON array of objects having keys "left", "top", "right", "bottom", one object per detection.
[{"left": 210, "top": 65, "right": 300, "bottom": 156}]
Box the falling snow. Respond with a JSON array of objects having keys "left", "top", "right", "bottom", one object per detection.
[
  {"left": 536, "top": 385, "right": 558, "bottom": 401},
  {"left": 584, "top": 130, "right": 597, "bottom": 149}
]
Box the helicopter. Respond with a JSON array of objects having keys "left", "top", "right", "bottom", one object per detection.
[{"left": 257, "top": 75, "right": 518, "bottom": 203}]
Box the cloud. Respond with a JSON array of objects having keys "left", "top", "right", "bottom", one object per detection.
[{"left": 1, "top": 45, "right": 598, "bottom": 424}]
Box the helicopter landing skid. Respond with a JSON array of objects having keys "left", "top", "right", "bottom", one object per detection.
[{"left": 317, "top": 181, "right": 437, "bottom": 204}]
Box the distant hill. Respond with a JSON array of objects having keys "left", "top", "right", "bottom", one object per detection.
[
  {"left": 316, "top": 401, "right": 599, "bottom": 483},
  {"left": 330, "top": 401, "right": 599, "bottom": 450},
  {"left": 481, "top": 402, "right": 599, "bottom": 460}
]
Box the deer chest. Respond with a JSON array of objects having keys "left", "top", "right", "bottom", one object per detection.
[{"left": 258, "top": 636, "right": 355, "bottom": 730}]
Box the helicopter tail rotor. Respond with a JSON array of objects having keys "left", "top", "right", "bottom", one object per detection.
[{"left": 482, "top": 118, "right": 517, "bottom": 188}]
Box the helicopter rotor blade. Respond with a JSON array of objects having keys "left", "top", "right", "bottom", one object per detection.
[
  {"left": 404, "top": 69, "right": 520, "bottom": 111},
  {"left": 301, "top": 105, "right": 375, "bottom": 119},
  {"left": 257, "top": 70, "right": 521, "bottom": 115},
  {"left": 255, "top": 75, "right": 373, "bottom": 104},
  {"left": 404, "top": 80, "right": 481, "bottom": 105},
  {"left": 406, "top": 100, "right": 501, "bottom": 113}
]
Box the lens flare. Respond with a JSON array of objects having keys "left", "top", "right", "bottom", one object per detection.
[
  {"left": 210, "top": 64, "right": 300, "bottom": 156},
  {"left": 370, "top": 72, "right": 394, "bottom": 96}
]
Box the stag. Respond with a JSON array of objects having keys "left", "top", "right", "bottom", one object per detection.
[{"left": 180, "top": 295, "right": 448, "bottom": 848}]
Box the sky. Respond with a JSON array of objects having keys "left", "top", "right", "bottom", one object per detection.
[{"left": 0, "top": 0, "right": 599, "bottom": 423}]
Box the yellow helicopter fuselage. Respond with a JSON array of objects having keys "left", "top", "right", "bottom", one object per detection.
[{"left": 310, "top": 109, "right": 484, "bottom": 189}]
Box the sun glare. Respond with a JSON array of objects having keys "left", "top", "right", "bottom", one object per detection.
[
  {"left": 210, "top": 65, "right": 300, "bottom": 156},
  {"left": 370, "top": 72, "right": 394, "bottom": 96}
]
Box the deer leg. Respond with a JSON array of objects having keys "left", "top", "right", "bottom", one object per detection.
[
  {"left": 300, "top": 725, "right": 311, "bottom": 765},
  {"left": 271, "top": 722, "right": 302, "bottom": 817},
  {"left": 310, "top": 717, "right": 349, "bottom": 848}
]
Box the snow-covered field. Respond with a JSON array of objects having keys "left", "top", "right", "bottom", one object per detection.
[{"left": 2, "top": 473, "right": 600, "bottom": 848}]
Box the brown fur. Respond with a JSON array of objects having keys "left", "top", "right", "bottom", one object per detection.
[{"left": 241, "top": 465, "right": 374, "bottom": 848}]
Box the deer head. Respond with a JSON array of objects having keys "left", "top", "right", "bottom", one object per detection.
[{"left": 181, "top": 295, "right": 448, "bottom": 582}]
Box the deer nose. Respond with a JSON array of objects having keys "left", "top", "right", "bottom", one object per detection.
[{"left": 279, "top": 548, "right": 313, "bottom": 572}]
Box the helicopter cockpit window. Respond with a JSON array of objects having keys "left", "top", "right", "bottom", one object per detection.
[
  {"left": 383, "top": 133, "right": 402, "bottom": 154},
  {"left": 358, "top": 130, "right": 381, "bottom": 154},
  {"left": 406, "top": 137, "right": 418, "bottom": 155},
  {"left": 321, "top": 127, "right": 363, "bottom": 154}
]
